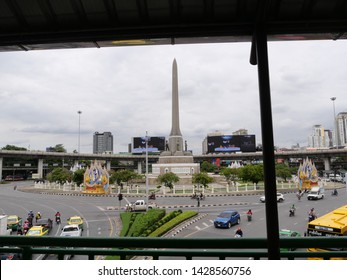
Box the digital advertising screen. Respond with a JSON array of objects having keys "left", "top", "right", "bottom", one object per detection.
[
  {"left": 207, "top": 135, "right": 256, "bottom": 153},
  {"left": 132, "top": 136, "right": 166, "bottom": 154}
]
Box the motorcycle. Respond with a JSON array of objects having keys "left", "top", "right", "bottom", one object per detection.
[
  {"left": 331, "top": 189, "right": 338, "bottom": 196},
  {"left": 234, "top": 234, "right": 242, "bottom": 238},
  {"left": 247, "top": 214, "right": 252, "bottom": 222},
  {"left": 149, "top": 193, "right": 156, "bottom": 200},
  {"left": 296, "top": 192, "right": 304, "bottom": 201},
  {"left": 55, "top": 216, "right": 61, "bottom": 224},
  {"left": 308, "top": 214, "right": 317, "bottom": 222},
  {"left": 289, "top": 208, "right": 295, "bottom": 217}
]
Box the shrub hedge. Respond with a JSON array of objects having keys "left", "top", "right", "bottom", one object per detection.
[
  {"left": 126, "top": 209, "right": 166, "bottom": 237},
  {"left": 148, "top": 211, "right": 198, "bottom": 237}
]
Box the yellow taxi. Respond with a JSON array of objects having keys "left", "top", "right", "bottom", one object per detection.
[
  {"left": 26, "top": 225, "right": 50, "bottom": 236},
  {"left": 7, "top": 215, "right": 22, "bottom": 231},
  {"left": 67, "top": 216, "right": 84, "bottom": 230}
]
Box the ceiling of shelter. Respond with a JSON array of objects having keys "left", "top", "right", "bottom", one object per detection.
[{"left": 0, "top": 0, "right": 347, "bottom": 52}]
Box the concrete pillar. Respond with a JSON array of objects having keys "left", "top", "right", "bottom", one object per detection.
[
  {"left": 106, "top": 160, "right": 111, "bottom": 171},
  {"left": 38, "top": 159, "right": 43, "bottom": 179},
  {"left": 137, "top": 161, "right": 142, "bottom": 174},
  {"left": 0, "top": 157, "right": 2, "bottom": 182},
  {"left": 323, "top": 157, "right": 331, "bottom": 171}
]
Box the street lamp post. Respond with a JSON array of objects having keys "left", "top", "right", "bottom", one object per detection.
[
  {"left": 145, "top": 131, "right": 150, "bottom": 211},
  {"left": 77, "top": 111, "right": 82, "bottom": 153},
  {"left": 330, "top": 97, "right": 337, "bottom": 148}
]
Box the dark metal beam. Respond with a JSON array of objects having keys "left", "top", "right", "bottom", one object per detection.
[
  {"left": 70, "top": 0, "right": 88, "bottom": 24},
  {"left": 102, "top": 0, "right": 119, "bottom": 23},
  {"left": 4, "top": 0, "right": 28, "bottom": 28},
  {"left": 169, "top": 0, "right": 181, "bottom": 23},
  {"left": 254, "top": 24, "right": 280, "bottom": 260},
  {"left": 37, "top": 0, "right": 57, "bottom": 26},
  {"left": 300, "top": 0, "right": 316, "bottom": 19},
  {"left": 136, "top": 0, "right": 149, "bottom": 22},
  {"left": 203, "top": 0, "right": 215, "bottom": 21}
]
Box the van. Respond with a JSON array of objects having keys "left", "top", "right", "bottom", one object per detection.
[{"left": 307, "top": 186, "right": 324, "bottom": 200}]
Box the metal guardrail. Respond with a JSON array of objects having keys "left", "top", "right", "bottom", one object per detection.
[{"left": 1, "top": 236, "right": 347, "bottom": 260}]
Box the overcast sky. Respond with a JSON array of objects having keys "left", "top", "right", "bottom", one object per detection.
[{"left": 1, "top": 39, "right": 347, "bottom": 154}]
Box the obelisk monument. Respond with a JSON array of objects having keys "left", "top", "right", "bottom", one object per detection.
[
  {"left": 151, "top": 58, "right": 199, "bottom": 179},
  {"left": 169, "top": 58, "right": 184, "bottom": 155}
]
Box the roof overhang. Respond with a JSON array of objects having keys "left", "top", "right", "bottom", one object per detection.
[{"left": 0, "top": 0, "right": 347, "bottom": 52}]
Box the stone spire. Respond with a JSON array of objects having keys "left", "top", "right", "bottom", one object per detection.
[
  {"left": 167, "top": 58, "right": 184, "bottom": 155},
  {"left": 170, "top": 58, "right": 182, "bottom": 137}
]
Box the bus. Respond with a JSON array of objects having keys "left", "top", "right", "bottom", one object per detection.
[
  {"left": 4, "top": 175, "right": 24, "bottom": 181},
  {"left": 306, "top": 204, "right": 347, "bottom": 259}
]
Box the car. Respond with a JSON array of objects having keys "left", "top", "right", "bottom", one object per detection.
[
  {"left": 60, "top": 224, "right": 83, "bottom": 237},
  {"left": 35, "top": 218, "right": 53, "bottom": 232},
  {"left": 0, "top": 252, "right": 22, "bottom": 260},
  {"left": 214, "top": 210, "right": 241, "bottom": 228},
  {"left": 260, "top": 192, "right": 284, "bottom": 203},
  {"left": 279, "top": 229, "right": 301, "bottom": 251},
  {"left": 7, "top": 215, "right": 22, "bottom": 231},
  {"left": 67, "top": 216, "right": 84, "bottom": 230},
  {"left": 26, "top": 225, "right": 50, "bottom": 236}
]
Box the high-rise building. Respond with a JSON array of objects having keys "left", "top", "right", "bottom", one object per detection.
[
  {"left": 336, "top": 112, "right": 347, "bottom": 147},
  {"left": 93, "top": 132, "right": 113, "bottom": 154},
  {"left": 233, "top": 129, "right": 248, "bottom": 135},
  {"left": 308, "top": 125, "right": 329, "bottom": 148}
]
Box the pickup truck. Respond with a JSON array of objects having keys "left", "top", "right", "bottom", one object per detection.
[
  {"left": 307, "top": 186, "right": 324, "bottom": 200},
  {"left": 125, "top": 200, "right": 157, "bottom": 212}
]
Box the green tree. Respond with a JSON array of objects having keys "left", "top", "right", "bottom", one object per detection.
[
  {"left": 46, "top": 167, "right": 72, "bottom": 184},
  {"left": 239, "top": 164, "right": 264, "bottom": 185},
  {"left": 47, "top": 144, "right": 66, "bottom": 153},
  {"left": 220, "top": 167, "right": 240, "bottom": 186},
  {"left": 200, "top": 161, "right": 216, "bottom": 173},
  {"left": 275, "top": 163, "right": 293, "bottom": 182},
  {"left": 72, "top": 168, "right": 86, "bottom": 186},
  {"left": 192, "top": 172, "right": 214, "bottom": 189},
  {"left": 1, "top": 145, "right": 27, "bottom": 151},
  {"left": 110, "top": 169, "right": 142, "bottom": 187},
  {"left": 157, "top": 172, "right": 180, "bottom": 190}
]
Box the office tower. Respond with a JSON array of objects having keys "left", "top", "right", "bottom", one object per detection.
[{"left": 93, "top": 132, "right": 113, "bottom": 154}]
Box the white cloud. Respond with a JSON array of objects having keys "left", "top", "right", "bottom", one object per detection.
[{"left": 1, "top": 40, "right": 347, "bottom": 153}]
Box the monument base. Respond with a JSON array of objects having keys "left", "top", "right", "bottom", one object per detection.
[{"left": 152, "top": 155, "right": 200, "bottom": 176}]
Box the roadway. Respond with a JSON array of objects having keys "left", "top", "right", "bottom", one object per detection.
[{"left": 1, "top": 181, "right": 346, "bottom": 259}]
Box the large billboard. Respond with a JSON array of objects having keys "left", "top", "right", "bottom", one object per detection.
[
  {"left": 207, "top": 135, "right": 256, "bottom": 153},
  {"left": 132, "top": 136, "right": 166, "bottom": 154}
]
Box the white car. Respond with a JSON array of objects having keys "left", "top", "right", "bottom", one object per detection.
[
  {"left": 60, "top": 224, "right": 82, "bottom": 237},
  {"left": 260, "top": 193, "right": 284, "bottom": 203}
]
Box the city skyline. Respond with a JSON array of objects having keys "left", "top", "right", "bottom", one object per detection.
[{"left": 1, "top": 40, "right": 347, "bottom": 154}]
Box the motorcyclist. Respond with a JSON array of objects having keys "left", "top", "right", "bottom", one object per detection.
[
  {"left": 55, "top": 211, "right": 61, "bottom": 223},
  {"left": 235, "top": 227, "right": 243, "bottom": 237},
  {"left": 332, "top": 188, "right": 338, "bottom": 196},
  {"left": 27, "top": 211, "right": 34, "bottom": 226},
  {"left": 28, "top": 210, "right": 34, "bottom": 219},
  {"left": 23, "top": 220, "right": 30, "bottom": 234},
  {"left": 35, "top": 212, "right": 41, "bottom": 222},
  {"left": 289, "top": 204, "right": 296, "bottom": 216},
  {"left": 308, "top": 208, "right": 317, "bottom": 221},
  {"left": 17, "top": 223, "right": 23, "bottom": 235},
  {"left": 296, "top": 190, "right": 303, "bottom": 200},
  {"left": 149, "top": 192, "right": 156, "bottom": 199},
  {"left": 246, "top": 209, "right": 253, "bottom": 221}
]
